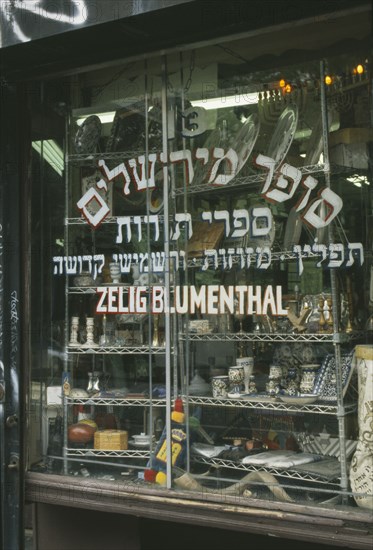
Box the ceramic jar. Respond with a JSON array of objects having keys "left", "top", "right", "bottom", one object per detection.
[
  {"left": 269, "top": 365, "right": 283, "bottom": 379},
  {"left": 266, "top": 377, "right": 280, "bottom": 396},
  {"left": 237, "top": 356, "right": 254, "bottom": 393},
  {"left": 350, "top": 345, "right": 373, "bottom": 510},
  {"left": 299, "top": 364, "right": 319, "bottom": 394},
  {"left": 211, "top": 376, "right": 230, "bottom": 398},
  {"left": 109, "top": 262, "right": 121, "bottom": 284},
  {"left": 228, "top": 365, "right": 245, "bottom": 395}
]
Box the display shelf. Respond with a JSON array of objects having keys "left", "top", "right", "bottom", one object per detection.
[
  {"left": 67, "top": 345, "right": 167, "bottom": 354},
  {"left": 66, "top": 216, "right": 118, "bottom": 225},
  {"left": 180, "top": 332, "right": 338, "bottom": 343},
  {"left": 67, "top": 150, "right": 158, "bottom": 164},
  {"left": 173, "top": 163, "right": 327, "bottom": 197},
  {"left": 66, "top": 215, "right": 165, "bottom": 225},
  {"left": 192, "top": 455, "right": 340, "bottom": 485},
  {"left": 66, "top": 448, "right": 151, "bottom": 458},
  {"left": 68, "top": 283, "right": 166, "bottom": 294},
  {"left": 66, "top": 397, "right": 166, "bottom": 407},
  {"left": 186, "top": 395, "right": 356, "bottom": 415},
  {"left": 68, "top": 286, "right": 100, "bottom": 294}
]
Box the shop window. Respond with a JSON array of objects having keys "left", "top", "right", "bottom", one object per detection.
[{"left": 27, "top": 36, "right": 372, "bottom": 514}]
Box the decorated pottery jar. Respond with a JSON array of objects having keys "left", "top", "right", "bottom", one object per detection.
[
  {"left": 211, "top": 376, "right": 230, "bottom": 398},
  {"left": 228, "top": 365, "right": 245, "bottom": 395}
]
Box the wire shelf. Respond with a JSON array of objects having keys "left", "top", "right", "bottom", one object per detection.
[
  {"left": 192, "top": 455, "right": 340, "bottom": 485},
  {"left": 67, "top": 150, "right": 158, "bottom": 163},
  {"left": 173, "top": 164, "right": 326, "bottom": 197},
  {"left": 67, "top": 345, "right": 167, "bottom": 354},
  {"left": 66, "top": 448, "right": 151, "bottom": 458},
  {"left": 186, "top": 395, "right": 356, "bottom": 415},
  {"left": 180, "top": 332, "right": 337, "bottom": 343},
  {"left": 66, "top": 397, "right": 166, "bottom": 407}
]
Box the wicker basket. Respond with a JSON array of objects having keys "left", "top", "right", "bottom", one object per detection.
[{"left": 94, "top": 429, "right": 128, "bottom": 450}]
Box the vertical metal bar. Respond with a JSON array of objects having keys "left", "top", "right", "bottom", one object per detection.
[
  {"left": 63, "top": 103, "right": 71, "bottom": 476},
  {"left": 161, "top": 55, "right": 172, "bottom": 489},
  {"left": 179, "top": 51, "right": 191, "bottom": 473},
  {"left": 144, "top": 59, "right": 154, "bottom": 443},
  {"left": 320, "top": 59, "right": 349, "bottom": 495}
]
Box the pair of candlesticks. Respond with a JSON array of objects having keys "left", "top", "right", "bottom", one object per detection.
[{"left": 69, "top": 316, "right": 98, "bottom": 348}]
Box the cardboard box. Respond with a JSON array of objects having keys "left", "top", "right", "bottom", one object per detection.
[
  {"left": 94, "top": 429, "right": 128, "bottom": 450},
  {"left": 330, "top": 142, "right": 369, "bottom": 170},
  {"left": 329, "top": 127, "right": 373, "bottom": 147}
]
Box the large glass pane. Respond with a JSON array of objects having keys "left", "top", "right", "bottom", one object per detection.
[
  {"left": 28, "top": 58, "right": 170, "bottom": 482},
  {"left": 26, "top": 29, "right": 372, "bottom": 518},
  {"left": 161, "top": 41, "right": 372, "bottom": 512}
]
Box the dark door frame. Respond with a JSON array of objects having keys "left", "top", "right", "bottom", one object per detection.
[{"left": 0, "top": 81, "right": 30, "bottom": 550}]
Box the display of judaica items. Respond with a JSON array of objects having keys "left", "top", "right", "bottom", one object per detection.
[{"left": 37, "top": 41, "right": 373, "bottom": 522}]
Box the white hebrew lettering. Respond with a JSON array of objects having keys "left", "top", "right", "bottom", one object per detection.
[
  {"left": 219, "top": 248, "right": 227, "bottom": 270},
  {"left": 231, "top": 209, "right": 250, "bottom": 238},
  {"left": 235, "top": 247, "right": 245, "bottom": 269},
  {"left": 250, "top": 207, "right": 272, "bottom": 237},
  {"left": 244, "top": 247, "right": 255, "bottom": 268},
  {"left": 265, "top": 163, "right": 302, "bottom": 203},
  {"left": 202, "top": 249, "right": 218, "bottom": 271},
  {"left": 256, "top": 247, "right": 271, "bottom": 269},
  {"left": 226, "top": 248, "right": 235, "bottom": 270},
  {"left": 116, "top": 217, "right": 132, "bottom": 244},
  {"left": 169, "top": 150, "right": 194, "bottom": 185},
  {"left": 296, "top": 175, "right": 318, "bottom": 211},
  {"left": 292, "top": 245, "right": 304, "bottom": 276},
  {"left": 201, "top": 211, "right": 213, "bottom": 224},
  {"left": 93, "top": 254, "right": 105, "bottom": 280},
  {"left": 115, "top": 253, "right": 132, "bottom": 274},
  {"left": 328, "top": 243, "right": 344, "bottom": 268},
  {"left": 151, "top": 252, "right": 166, "bottom": 272},
  {"left": 213, "top": 210, "right": 230, "bottom": 237},
  {"left": 53, "top": 256, "right": 64, "bottom": 275},
  {"left": 144, "top": 215, "right": 160, "bottom": 242},
  {"left": 312, "top": 241, "right": 328, "bottom": 267},
  {"left": 170, "top": 250, "right": 186, "bottom": 271},
  {"left": 139, "top": 253, "right": 149, "bottom": 273},
  {"left": 98, "top": 159, "right": 131, "bottom": 195},
  {"left": 133, "top": 216, "right": 143, "bottom": 242},
  {"left": 302, "top": 188, "right": 343, "bottom": 228},
  {"left": 346, "top": 243, "right": 364, "bottom": 267},
  {"left": 208, "top": 148, "right": 238, "bottom": 186},
  {"left": 82, "top": 255, "right": 93, "bottom": 273},
  {"left": 64, "top": 256, "right": 77, "bottom": 274},
  {"left": 77, "top": 186, "right": 110, "bottom": 228},
  {"left": 171, "top": 213, "right": 193, "bottom": 241},
  {"left": 128, "top": 154, "right": 157, "bottom": 191},
  {"left": 195, "top": 147, "right": 209, "bottom": 166},
  {"left": 255, "top": 154, "right": 276, "bottom": 194}
]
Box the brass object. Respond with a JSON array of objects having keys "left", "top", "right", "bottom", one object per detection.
[
  {"left": 318, "top": 298, "right": 326, "bottom": 333},
  {"left": 287, "top": 305, "right": 310, "bottom": 333},
  {"left": 326, "top": 297, "right": 334, "bottom": 332}
]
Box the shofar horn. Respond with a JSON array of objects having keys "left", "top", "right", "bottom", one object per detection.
[{"left": 174, "top": 471, "right": 293, "bottom": 503}]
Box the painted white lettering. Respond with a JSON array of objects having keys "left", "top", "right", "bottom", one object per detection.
[{"left": 96, "top": 287, "right": 108, "bottom": 313}]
